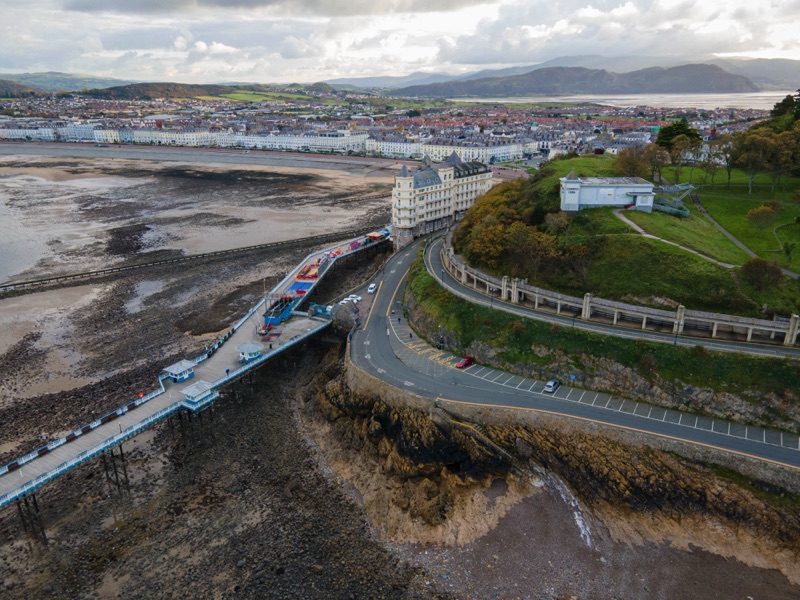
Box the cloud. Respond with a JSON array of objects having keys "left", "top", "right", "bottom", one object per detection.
[
  {"left": 2, "top": 0, "right": 800, "bottom": 84},
  {"left": 61, "top": 0, "right": 490, "bottom": 17}
]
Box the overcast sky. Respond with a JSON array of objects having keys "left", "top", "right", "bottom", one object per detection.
[{"left": 2, "top": 0, "right": 799, "bottom": 83}]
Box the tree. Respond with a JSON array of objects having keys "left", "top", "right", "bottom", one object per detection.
[
  {"left": 745, "top": 204, "right": 777, "bottom": 232},
  {"left": 614, "top": 144, "right": 647, "bottom": 177},
  {"left": 544, "top": 211, "right": 570, "bottom": 235},
  {"left": 670, "top": 134, "right": 692, "bottom": 183},
  {"left": 740, "top": 258, "right": 783, "bottom": 291},
  {"left": 714, "top": 133, "right": 739, "bottom": 187},
  {"left": 643, "top": 143, "right": 670, "bottom": 182},
  {"left": 770, "top": 89, "right": 800, "bottom": 119},
  {"left": 655, "top": 119, "right": 702, "bottom": 151},
  {"left": 735, "top": 129, "right": 776, "bottom": 194},
  {"left": 686, "top": 136, "right": 703, "bottom": 183},
  {"left": 703, "top": 139, "right": 722, "bottom": 187}
]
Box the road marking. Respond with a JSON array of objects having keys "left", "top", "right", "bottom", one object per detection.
[
  {"left": 363, "top": 281, "right": 382, "bottom": 330},
  {"left": 377, "top": 368, "right": 385, "bottom": 374},
  {"left": 528, "top": 382, "right": 537, "bottom": 392},
  {"left": 579, "top": 391, "right": 586, "bottom": 402},
  {"left": 363, "top": 340, "right": 370, "bottom": 345},
  {"left": 433, "top": 396, "right": 800, "bottom": 471},
  {"left": 603, "top": 397, "right": 610, "bottom": 408},
  {"left": 647, "top": 406, "right": 652, "bottom": 418},
  {"left": 565, "top": 389, "right": 573, "bottom": 400},
  {"left": 516, "top": 379, "right": 526, "bottom": 389},
  {"left": 404, "top": 381, "right": 414, "bottom": 387},
  {"left": 364, "top": 354, "right": 370, "bottom": 360}
]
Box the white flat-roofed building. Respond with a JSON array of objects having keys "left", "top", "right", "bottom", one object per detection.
[
  {"left": 559, "top": 171, "right": 654, "bottom": 213},
  {"left": 392, "top": 153, "right": 493, "bottom": 249}
]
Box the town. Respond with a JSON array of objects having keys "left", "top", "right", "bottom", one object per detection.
[{"left": 0, "top": 89, "right": 770, "bottom": 161}]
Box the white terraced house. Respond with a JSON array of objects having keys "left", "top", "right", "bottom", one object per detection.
[{"left": 392, "top": 153, "right": 493, "bottom": 249}]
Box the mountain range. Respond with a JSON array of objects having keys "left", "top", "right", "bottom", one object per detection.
[
  {"left": 325, "top": 55, "right": 800, "bottom": 92},
  {"left": 387, "top": 64, "right": 759, "bottom": 98}
]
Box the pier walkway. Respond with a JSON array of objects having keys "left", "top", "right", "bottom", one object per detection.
[{"left": 0, "top": 228, "right": 390, "bottom": 509}]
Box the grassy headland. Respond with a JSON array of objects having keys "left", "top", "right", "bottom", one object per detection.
[{"left": 452, "top": 154, "right": 800, "bottom": 316}]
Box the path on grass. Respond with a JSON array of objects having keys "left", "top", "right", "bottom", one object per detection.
[
  {"left": 690, "top": 196, "right": 800, "bottom": 279},
  {"left": 611, "top": 209, "right": 738, "bottom": 269}
]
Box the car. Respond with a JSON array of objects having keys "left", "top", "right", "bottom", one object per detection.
[
  {"left": 455, "top": 356, "right": 474, "bottom": 369},
  {"left": 339, "top": 299, "right": 351, "bottom": 305},
  {"left": 367, "top": 283, "right": 377, "bottom": 294},
  {"left": 347, "top": 295, "right": 362, "bottom": 303},
  {"left": 543, "top": 379, "right": 560, "bottom": 393}
]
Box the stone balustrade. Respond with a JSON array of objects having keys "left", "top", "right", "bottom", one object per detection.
[{"left": 440, "top": 242, "right": 799, "bottom": 348}]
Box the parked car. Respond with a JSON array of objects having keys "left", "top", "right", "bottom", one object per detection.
[
  {"left": 347, "top": 294, "right": 362, "bottom": 303},
  {"left": 543, "top": 379, "right": 560, "bottom": 393},
  {"left": 456, "top": 356, "right": 475, "bottom": 369},
  {"left": 367, "top": 283, "right": 377, "bottom": 294},
  {"left": 339, "top": 299, "right": 351, "bottom": 305}
]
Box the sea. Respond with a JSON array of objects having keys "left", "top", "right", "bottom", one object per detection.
[{"left": 456, "top": 91, "right": 796, "bottom": 110}]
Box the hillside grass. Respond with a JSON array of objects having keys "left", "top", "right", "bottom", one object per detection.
[
  {"left": 407, "top": 250, "right": 800, "bottom": 399},
  {"left": 548, "top": 235, "right": 760, "bottom": 313},
  {"left": 664, "top": 164, "right": 800, "bottom": 269},
  {"left": 624, "top": 202, "right": 751, "bottom": 265}
]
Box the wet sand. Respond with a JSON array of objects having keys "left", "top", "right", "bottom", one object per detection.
[{"left": 0, "top": 154, "right": 395, "bottom": 283}]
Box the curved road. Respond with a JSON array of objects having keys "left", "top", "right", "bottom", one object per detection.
[{"left": 351, "top": 239, "right": 800, "bottom": 471}]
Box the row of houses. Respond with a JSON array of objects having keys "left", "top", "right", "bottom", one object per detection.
[{"left": 0, "top": 122, "right": 566, "bottom": 160}]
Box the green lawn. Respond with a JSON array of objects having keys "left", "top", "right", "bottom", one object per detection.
[
  {"left": 624, "top": 203, "right": 750, "bottom": 265},
  {"left": 660, "top": 164, "right": 800, "bottom": 270}
]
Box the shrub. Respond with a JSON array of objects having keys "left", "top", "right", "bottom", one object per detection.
[{"left": 740, "top": 258, "right": 783, "bottom": 291}]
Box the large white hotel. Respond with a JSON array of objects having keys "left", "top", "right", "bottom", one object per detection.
[{"left": 391, "top": 153, "right": 493, "bottom": 249}]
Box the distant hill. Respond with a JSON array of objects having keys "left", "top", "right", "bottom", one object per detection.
[
  {"left": 0, "top": 71, "right": 134, "bottom": 92},
  {"left": 0, "top": 79, "right": 39, "bottom": 98},
  {"left": 389, "top": 64, "right": 758, "bottom": 98},
  {"left": 324, "top": 71, "right": 457, "bottom": 90},
  {"left": 80, "top": 82, "right": 235, "bottom": 100},
  {"left": 706, "top": 58, "right": 800, "bottom": 90}
]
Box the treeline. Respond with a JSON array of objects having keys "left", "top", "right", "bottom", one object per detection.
[
  {"left": 615, "top": 89, "right": 800, "bottom": 194},
  {"left": 452, "top": 160, "right": 596, "bottom": 284}
]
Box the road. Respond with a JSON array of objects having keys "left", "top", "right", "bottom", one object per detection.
[{"left": 350, "top": 238, "right": 800, "bottom": 471}]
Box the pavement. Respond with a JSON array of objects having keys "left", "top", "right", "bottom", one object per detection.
[{"left": 350, "top": 237, "right": 800, "bottom": 472}]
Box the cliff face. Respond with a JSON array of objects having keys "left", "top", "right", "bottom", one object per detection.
[{"left": 302, "top": 342, "right": 800, "bottom": 584}]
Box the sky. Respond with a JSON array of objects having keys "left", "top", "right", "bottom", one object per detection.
[{"left": 1, "top": 0, "right": 799, "bottom": 83}]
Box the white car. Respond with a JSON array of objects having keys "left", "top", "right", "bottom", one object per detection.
[
  {"left": 339, "top": 299, "right": 351, "bottom": 305},
  {"left": 347, "top": 295, "right": 362, "bottom": 303},
  {"left": 367, "top": 283, "right": 377, "bottom": 294},
  {"left": 543, "top": 379, "right": 560, "bottom": 393}
]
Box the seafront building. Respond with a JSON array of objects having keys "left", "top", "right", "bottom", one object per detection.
[{"left": 391, "top": 154, "right": 493, "bottom": 249}]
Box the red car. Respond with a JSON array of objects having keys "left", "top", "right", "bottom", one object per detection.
[{"left": 456, "top": 356, "right": 474, "bottom": 369}]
